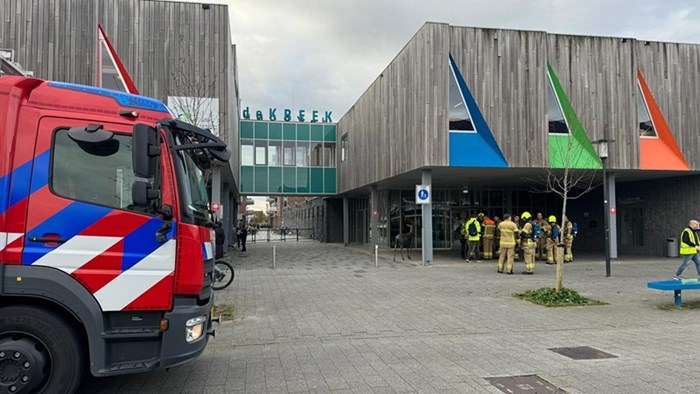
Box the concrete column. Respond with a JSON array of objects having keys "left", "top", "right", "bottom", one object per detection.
[
  {"left": 421, "top": 169, "right": 433, "bottom": 265},
  {"left": 609, "top": 173, "right": 618, "bottom": 259},
  {"left": 211, "top": 168, "right": 222, "bottom": 221},
  {"left": 223, "top": 184, "right": 231, "bottom": 244},
  {"left": 343, "top": 195, "right": 349, "bottom": 246},
  {"left": 370, "top": 185, "right": 379, "bottom": 247}
]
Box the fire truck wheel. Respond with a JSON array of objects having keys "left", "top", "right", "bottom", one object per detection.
[{"left": 0, "top": 305, "right": 84, "bottom": 394}]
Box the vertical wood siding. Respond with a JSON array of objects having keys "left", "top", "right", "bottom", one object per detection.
[
  {"left": 636, "top": 41, "right": 700, "bottom": 169},
  {"left": 547, "top": 34, "right": 637, "bottom": 170},
  {"left": 450, "top": 26, "right": 548, "bottom": 168},
  {"left": 337, "top": 23, "right": 450, "bottom": 193}
]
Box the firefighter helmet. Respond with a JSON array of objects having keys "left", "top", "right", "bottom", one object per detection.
[
  {"left": 521, "top": 211, "right": 532, "bottom": 220},
  {"left": 548, "top": 215, "right": 556, "bottom": 223}
]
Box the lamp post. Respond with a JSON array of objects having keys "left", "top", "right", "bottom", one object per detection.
[{"left": 594, "top": 139, "right": 614, "bottom": 277}]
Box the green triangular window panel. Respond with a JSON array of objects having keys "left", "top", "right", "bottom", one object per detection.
[
  {"left": 546, "top": 64, "right": 601, "bottom": 169},
  {"left": 547, "top": 73, "right": 569, "bottom": 134},
  {"left": 448, "top": 65, "right": 475, "bottom": 131},
  {"left": 637, "top": 83, "right": 657, "bottom": 137}
]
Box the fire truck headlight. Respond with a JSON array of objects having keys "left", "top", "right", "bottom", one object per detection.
[{"left": 185, "top": 315, "right": 207, "bottom": 343}]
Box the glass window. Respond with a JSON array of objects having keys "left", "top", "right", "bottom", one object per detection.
[
  {"left": 283, "top": 141, "right": 295, "bottom": 166},
  {"left": 268, "top": 140, "right": 281, "bottom": 166},
  {"left": 241, "top": 139, "right": 254, "bottom": 165},
  {"left": 546, "top": 73, "right": 569, "bottom": 134},
  {"left": 255, "top": 140, "right": 267, "bottom": 165},
  {"left": 637, "top": 84, "right": 656, "bottom": 137},
  {"left": 310, "top": 142, "right": 323, "bottom": 167},
  {"left": 296, "top": 141, "right": 309, "bottom": 167},
  {"left": 52, "top": 129, "right": 151, "bottom": 210},
  {"left": 173, "top": 134, "right": 210, "bottom": 214},
  {"left": 341, "top": 133, "right": 348, "bottom": 162},
  {"left": 448, "top": 59, "right": 475, "bottom": 132},
  {"left": 323, "top": 142, "right": 336, "bottom": 167}
]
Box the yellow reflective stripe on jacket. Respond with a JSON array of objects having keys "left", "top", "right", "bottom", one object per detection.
[{"left": 680, "top": 228, "right": 699, "bottom": 255}]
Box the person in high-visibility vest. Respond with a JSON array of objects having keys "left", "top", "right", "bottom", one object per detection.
[
  {"left": 674, "top": 219, "right": 700, "bottom": 280},
  {"left": 497, "top": 214, "right": 519, "bottom": 274},
  {"left": 464, "top": 213, "right": 482, "bottom": 262}
]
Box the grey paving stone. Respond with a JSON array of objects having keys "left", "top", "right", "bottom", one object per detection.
[{"left": 80, "top": 243, "right": 700, "bottom": 394}]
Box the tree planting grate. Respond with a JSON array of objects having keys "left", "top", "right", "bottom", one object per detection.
[
  {"left": 485, "top": 375, "right": 566, "bottom": 393},
  {"left": 548, "top": 346, "right": 617, "bottom": 360}
]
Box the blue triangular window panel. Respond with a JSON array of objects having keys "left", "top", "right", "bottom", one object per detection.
[{"left": 448, "top": 54, "right": 507, "bottom": 168}]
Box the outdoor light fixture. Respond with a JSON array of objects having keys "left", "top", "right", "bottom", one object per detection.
[{"left": 593, "top": 139, "right": 615, "bottom": 277}]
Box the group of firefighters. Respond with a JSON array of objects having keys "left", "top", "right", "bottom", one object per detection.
[{"left": 460, "top": 212, "right": 576, "bottom": 275}]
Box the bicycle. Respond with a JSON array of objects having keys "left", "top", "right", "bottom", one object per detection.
[{"left": 212, "top": 259, "right": 234, "bottom": 290}]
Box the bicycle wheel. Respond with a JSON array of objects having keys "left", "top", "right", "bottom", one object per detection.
[{"left": 213, "top": 260, "right": 235, "bottom": 290}]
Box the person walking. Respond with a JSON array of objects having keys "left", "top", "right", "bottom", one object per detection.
[
  {"left": 497, "top": 214, "right": 519, "bottom": 274},
  {"left": 238, "top": 223, "right": 248, "bottom": 252},
  {"left": 464, "top": 213, "right": 482, "bottom": 262},
  {"left": 674, "top": 219, "right": 700, "bottom": 280}
]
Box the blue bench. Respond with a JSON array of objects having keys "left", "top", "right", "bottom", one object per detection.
[{"left": 648, "top": 280, "right": 700, "bottom": 307}]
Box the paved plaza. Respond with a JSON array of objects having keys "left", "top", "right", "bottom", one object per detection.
[{"left": 80, "top": 241, "right": 700, "bottom": 393}]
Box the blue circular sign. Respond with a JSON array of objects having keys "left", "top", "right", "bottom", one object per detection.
[{"left": 418, "top": 189, "right": 429, "bottom": 200}]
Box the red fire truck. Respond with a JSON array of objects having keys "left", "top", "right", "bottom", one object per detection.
[{"left": 0, "top": 76, "right": 229, "bottom": 393}]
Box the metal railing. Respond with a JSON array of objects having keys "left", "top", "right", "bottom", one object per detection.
[{"left": 248, "top": 227, "right": 316, "bottom": 243}]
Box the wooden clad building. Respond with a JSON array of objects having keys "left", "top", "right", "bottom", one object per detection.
[{"left": 336, "top": 23, "right": 700, "bottom": 256}]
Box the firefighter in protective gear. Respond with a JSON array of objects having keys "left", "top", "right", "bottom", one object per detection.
[
  {"left": 464, "top": 213, "right": 482, "bottom": 262},
  {"left": 493, "top": 215, "right": 501, "bottom": 258},
  {"left": 546, "top": 215, "right": 560, "bottom": 264},
  {"left": 497, "top": 214, "right": 519, "bottom": 274},
  {"left": 482, "top": 216, "right": 496, "bottom": 259},
  {"left": 563, "top": 215, "right": 574, "bottom": 262},
  {"left": 535, "top": 212, "right": 548, "bottom": 260},
  {"left": 512, "top": 214, "right": 521, "bottom": 261},
  {"left": 519, "top": 211, "right": 536, "bottom": 274}
]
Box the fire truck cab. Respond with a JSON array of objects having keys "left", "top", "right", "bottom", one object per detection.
[{"left": 0, "top": 76, "right": 228, "bottom": 393}]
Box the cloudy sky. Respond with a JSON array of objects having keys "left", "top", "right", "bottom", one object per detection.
[{"left": 193, "top": 0, "right": 700, "bottom": 121}]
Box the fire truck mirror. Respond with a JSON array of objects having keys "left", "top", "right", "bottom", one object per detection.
[
  {"left": 132, "top": 180, "right": 160, "bottom": 207},
  {"left": 133, "top": 123, "right": 160, "bottom": 178},
  {"left": 68, "top": 123, "right": 113, "bottom": 144}
]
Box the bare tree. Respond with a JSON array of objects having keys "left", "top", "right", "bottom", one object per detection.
[
  {"left": 530, "top": 134, "right": 600, "bottom": 292},
  {"left": 168, "top": 58, "right": 221, "bottom": 138},
  {"left": 168, "top": 58, "right": 226, "bottom": 187}
]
